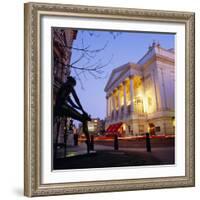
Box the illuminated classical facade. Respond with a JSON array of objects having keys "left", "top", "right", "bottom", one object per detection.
[{"left": 105, "top": 42, "right": 175, "bottom": 136}]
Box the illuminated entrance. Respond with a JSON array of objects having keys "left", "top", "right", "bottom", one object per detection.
[
  {"left": 149, "top": 123, "right": 155, "bottom": 135},
  {"left": 106, "top": 122, "right": 125, "bottom": 137}
]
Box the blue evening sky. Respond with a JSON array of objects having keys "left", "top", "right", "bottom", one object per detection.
[{"left": 70, "top": 30, "right": 175, "bottom": 120}]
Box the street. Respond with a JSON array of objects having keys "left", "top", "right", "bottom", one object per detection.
[{"left": 54, "top": 137, "right": 175, "bottom": 170}]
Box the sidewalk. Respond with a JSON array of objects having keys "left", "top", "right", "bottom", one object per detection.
[
  {"left": 56, "top": 142, "right": 114, "bottom": 158},
  {"left": 54, "top": 142, "right": 174, "bottom": 170}
]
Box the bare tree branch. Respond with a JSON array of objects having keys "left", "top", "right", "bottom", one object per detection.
[
  {"left": 53, "top": 28, "right": 121, "bottom": 88},
  {"left": 57, "top": 41, "right": 109, "bottom": 54},
  {"left": 73, "top": 68, "right": 84, "bottom": 90}
]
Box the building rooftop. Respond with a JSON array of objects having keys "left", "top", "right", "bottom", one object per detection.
[{"left": 104, "top": 42, "right": 175, "bottom": 93}]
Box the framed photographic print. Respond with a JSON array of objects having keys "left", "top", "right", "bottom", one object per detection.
[{"left": 24, "top": 2, "right": 195, "bottom": 197}]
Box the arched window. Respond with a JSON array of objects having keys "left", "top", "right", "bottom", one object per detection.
[{"left": 134, "top": 97, "right": 144, "bottom": 113}]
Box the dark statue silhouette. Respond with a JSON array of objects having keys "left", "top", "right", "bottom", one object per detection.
[{"left": 54, "top": 76, "right": 91, "bottom": 154}]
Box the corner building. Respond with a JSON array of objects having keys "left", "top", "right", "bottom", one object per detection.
[
  {"left": 53, "top": 28, "right": 77, "bottom": 144},
  {"left": 104, "top": 43, "right": 175, "bottom": 136}
]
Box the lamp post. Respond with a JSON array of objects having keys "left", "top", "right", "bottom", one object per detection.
[{"left": 146, "top": 130, "right": 151, "bottom": 152}]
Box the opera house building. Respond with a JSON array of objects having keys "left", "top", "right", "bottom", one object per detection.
[{"left": 104, "top": 42, "right": 175, "bottom": 136}]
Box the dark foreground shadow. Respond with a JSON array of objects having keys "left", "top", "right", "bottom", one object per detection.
[{"left": 54, "top": 148, "right": 175, "bottom": 170}]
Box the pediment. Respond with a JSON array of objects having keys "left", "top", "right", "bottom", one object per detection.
[{"left": 104, "top": 63, "right": 136, "bottom": 92}]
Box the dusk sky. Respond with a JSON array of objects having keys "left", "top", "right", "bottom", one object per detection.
[{"left": 70, "top": 29, "right": 175, "bottom": 120}]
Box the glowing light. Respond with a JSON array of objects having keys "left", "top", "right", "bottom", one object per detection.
[
  {"left": 127, "top": 100, "right": 131, "bottom": 105},
  {"left": 66, "top": 152, "right": 76, "bottom": 157},
  {"left": 142, "top": 95, "right": 148, "bottom": 113},
  {"left": 135, "top": 94, "right": 148, "bottom": 113},
  {"left": 123, "top": 123, "right": 126, "bottom": 131},
  {"left": 173, "top": 118, "right": 175, "bottom": 127}
]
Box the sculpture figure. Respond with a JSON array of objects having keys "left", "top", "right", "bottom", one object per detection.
[{"left": 54, "top": 76, "right": 91, "bottom": 153}]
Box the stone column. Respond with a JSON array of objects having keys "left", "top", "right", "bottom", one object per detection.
[
  {"left": 129, "top": 76, "right": 134, "bottom": 113},
  {"left": 110, "top": 95, "right": 113, "bottom": 117},
  {"left": 109, "top": 95, "right": 111, "bottom": 118},
  {"left": 110, "top": 95, "right": 113, "bottom": 121},
  {"left": 123, "top": 81, "right": 127, "bottom": 117},
  {"left": 112, "top": 91, "right": 116, "bottom": 121},
  {"left": 117, "top": 87, "right": 121, "bottom": 120},
  {"left": 106, "top": 95, "right": 109, "bottom": 118},
  {"left": 108, "top": 95, "right": 110, "bottom": 119}
]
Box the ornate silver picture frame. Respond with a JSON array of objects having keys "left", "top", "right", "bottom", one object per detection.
[{"left": 24, "top": 2, "right": 195, "bottom": 197}]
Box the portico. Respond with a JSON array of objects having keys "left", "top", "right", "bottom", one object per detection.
[{"left": 106, "top": 75, "right": 139, "bottom": 122}]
